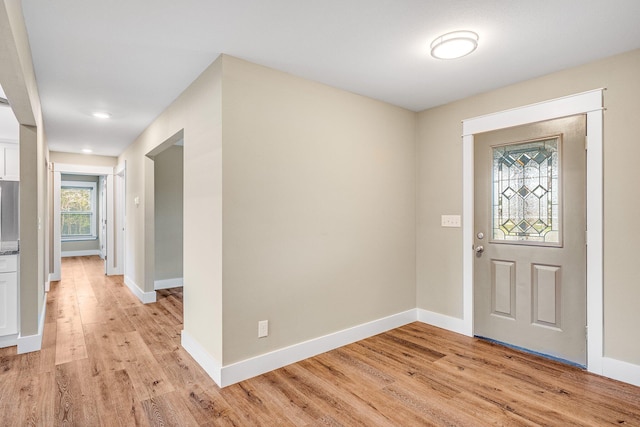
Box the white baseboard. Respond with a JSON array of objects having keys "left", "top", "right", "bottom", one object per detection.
[
  {"left": 219, "top": 309, "right": 417, "bottom": 387},
  {"left": 17, "top": 293, "right": 47, "bottom": 354},
  {"left": 0, "top": 333, "right": 17, "bottom": 348},
  {"left": 181, "top": 329, "right": 222, "bottom": 386},
  {"left": 124, "top": 275, "right": 157, "bottom": 304},
  {"left": 182, "top": 309, "right": 417, "bottom": 388},
  {"left": 49, "top": 272, "right": 61, "bottom": 282},
  {"left": 602, "top": 357, "right": 640, "bottom": 388},
  {"left": 417, "top": 308, "right": 469, "bottom": 336},
  {"left": 61, "top": 249, "right": 101, "bottom": 258},
  {"left": 180, "top": 305, "right": 640, "bottom": 390},
  {"left": 154, "top": 277, "right": 184, "bottom": 290}
]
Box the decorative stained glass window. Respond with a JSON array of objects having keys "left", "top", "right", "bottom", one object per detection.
[{"left": 492, "top": 137, "right": 561, "bottom": 245}]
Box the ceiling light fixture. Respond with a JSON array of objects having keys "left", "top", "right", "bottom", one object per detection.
[
  {"left": 82, "top": 148, "right": 93, "bottom": 154},
  {"left": 92, "top": 111, "right": 111, "bottom": 119},
  {"left": 430, "top": 30, "right": 479, "bottom": 60}
]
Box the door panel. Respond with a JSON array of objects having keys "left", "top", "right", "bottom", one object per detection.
[
  {"left": 491, "top": 260, "right": 515, "bottom": 318},
  {"left": 474, "top": 115, "right": 586, "bottom": 366},
  {"left": 532, "top": 264, "right": 561, "bottom": 327}
]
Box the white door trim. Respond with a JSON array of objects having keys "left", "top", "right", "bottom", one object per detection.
[
  {"left": 51, "top": 171, "right": 61, "bottom": 281},
  {"left": 52, "top": 163, "right": 119, "bottom": 277},
  {"left": 461, "top": 89, "right": 604, "bottom": 375},
  {"left": 113, "top": 162, "right": 126, "bottom": 276}
]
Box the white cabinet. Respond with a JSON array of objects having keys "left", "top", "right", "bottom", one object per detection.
[
  {"left": 0, "top": 255, "right": 18, "bottom": 336},
  {"left": 0, "top": 144, "right": 19, "bottom": 181}
]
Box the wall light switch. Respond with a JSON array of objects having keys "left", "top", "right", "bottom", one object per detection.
[
  {"left": 258, "top": 320, "right": 269, "bottom": 338},
  {"left": 441, "top": 215, "right": 461, "bottom": 228}
]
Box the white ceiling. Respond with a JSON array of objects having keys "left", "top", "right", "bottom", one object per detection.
[{"left": 15, "top": 0, "right": 640, "bottom": 157}]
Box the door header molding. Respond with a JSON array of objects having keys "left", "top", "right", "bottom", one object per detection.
[{"left": 462, "top": 89, "right": 605, "bottom": 136}]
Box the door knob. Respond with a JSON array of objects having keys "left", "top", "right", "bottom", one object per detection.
[{"left": 474, "top": 245, "right": 484, "bottom": 255}]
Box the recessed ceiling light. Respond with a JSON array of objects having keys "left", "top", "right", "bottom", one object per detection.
[
  {"left": 431, "top": 30, "right": 479, "bottom": 60},
  {"left": 82, "top": 148, "right": 93, "bottom": 154},
  {"left": 92, "top": 111, "right": 112, "bottom": 119}
]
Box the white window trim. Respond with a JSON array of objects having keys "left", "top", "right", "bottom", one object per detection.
[{"left": 61, "top": 180, "right": 97, "bottom": 241}]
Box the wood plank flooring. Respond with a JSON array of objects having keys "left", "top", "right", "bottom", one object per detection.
[{"left": 1, "top": 256, "right": 639, "bottom": 426}]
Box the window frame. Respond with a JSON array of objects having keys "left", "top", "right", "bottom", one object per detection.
[{"left": 60, "top": 180, "right": 97, "bottom": 241}]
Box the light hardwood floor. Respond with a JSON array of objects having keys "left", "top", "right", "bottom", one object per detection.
[{"left": 1, "top": 256, "right": 639, "bottom": 426}]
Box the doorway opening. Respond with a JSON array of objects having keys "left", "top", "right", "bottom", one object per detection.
[
  {"left": 472, "top": 115, "right": 587, "bottom": 367},
  {"left": 59, "top": 174, "right": 105, "bottom": 263},
  {"left": 51, "top": 163, "right": 119, "bottom": 282},
  {"left": 461, "top": 89, "right": 604, "bottom": 375},
  {"left": 144, "top": 130, "right": 184, "bottom": 313}
]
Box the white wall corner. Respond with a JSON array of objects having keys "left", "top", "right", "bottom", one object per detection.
[
  {"left": 124, "top": 275, "right": 156, "bottom": 304},
  {"left": 602, "top": 357, "right": 640, "bottom": 388},
  {"left": 181, "top": 329, "right": 222, "bottom": 386},
  {"left": 154, "top": 277, "right": 184, "bottom": 290},
  {"left": 218, "top": 309, "right": 418, "bottom": 387},
  {"left": 417, "top": 308, "right": 469, "bottom": 336},
  {"left": 17, "top": 295, "right": 47, "bottom": 354}
]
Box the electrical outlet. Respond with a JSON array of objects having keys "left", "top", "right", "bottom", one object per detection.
[
  {"left": 441, "top": 215, "right": 461, "bottom": 228},
  {"left": 258, "top": 320, "right": 269, "bottom": 338}
]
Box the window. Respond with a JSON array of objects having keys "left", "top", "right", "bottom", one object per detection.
[
  {"left": 491, "top": 137, "right": 561, "bottom": 246},
  {"left": 61, "top": 181, "right": 97, "bottom": 240}
]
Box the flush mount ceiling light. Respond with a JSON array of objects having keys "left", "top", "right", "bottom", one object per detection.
[
  {"left": 81, "top": 148, "right": 93, "bottom": 154},
  {"left": 92, "top": 111, "right": 111, "bottom": 119},
  {"left": 430, "top": 30, "right": 479, "bottom": 60}
]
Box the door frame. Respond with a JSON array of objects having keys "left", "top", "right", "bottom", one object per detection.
[
  {"left": 114, "top": 162, "right": 126, "bottom": 276},
  {"left": 461, "top": 89, "right": 604, "bottom": 375},
  {"left": 51, "top": 163, "right": 117, "bottom": 280}
]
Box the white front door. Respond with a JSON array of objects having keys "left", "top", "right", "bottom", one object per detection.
[{"left": 473, "top": 115, "right": 587, "bottom": 366}]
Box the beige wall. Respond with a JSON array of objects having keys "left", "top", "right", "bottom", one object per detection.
[
  {"left": 221, "top": 56, "right": 416, "bottom": 363},
  {"left": 19, "top": 125, "right": 40, "bottom": 335},
  {"left": 50, "top": 151, "right": 117, "bottom": 168},
  {"left": 154, "top": 145, "right": 183, "bottom": 281},
  {"left": 118, "top": 56, "right": 223, "bottom": 362},
  {"left": 61, "top": 240, "right": 99, "bottom": 253},
  {"left": 0, "top": 0, "right": 47, "bottom": 339},
  {"left": 416, "top": 48, "right": 640, "bottom": 365},
  {"left": 118, "top": 47, "right": 640, "bottom": 370},
  {"left": 120, "top": 54, "right": 416, "bottom": 367}
]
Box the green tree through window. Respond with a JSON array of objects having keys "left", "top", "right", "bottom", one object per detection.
[{"left": 61, "top": 182, "right": 96, "bottom": 239}]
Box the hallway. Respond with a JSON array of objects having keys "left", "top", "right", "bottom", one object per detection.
[{"left": 0, "top": 256, "right": 639, "bottom": 425}]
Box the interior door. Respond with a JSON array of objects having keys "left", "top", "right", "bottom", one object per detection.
[{"left": 473, "top": 115, "right": 586, "bottom": 366}]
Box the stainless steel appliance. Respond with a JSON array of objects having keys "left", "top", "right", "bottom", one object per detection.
[{"left": 0, "top": 181, "right": 19, "bottom": 253}]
